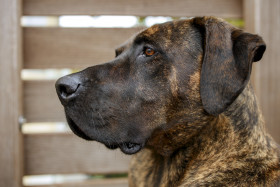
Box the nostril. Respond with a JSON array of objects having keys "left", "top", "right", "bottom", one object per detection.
[
  {"left": 59, "top": 84, "right": 69, "bottom": 98},
  {"left": 59, "top": 83, "right": 80, "bottom": 98}
]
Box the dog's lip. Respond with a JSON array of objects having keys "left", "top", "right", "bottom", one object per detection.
[
  {"left": 105, "top": 142, "right": 143, "bottom": 154},
  {"left": 66, "top": 116, "right": 143, "bottom": 154},
  {"left": 120, "top": 142, "right": 142, "bottom": 154},
  {"left": 66, "top": 116, "right": 92, "bottom": 140},
  {"left": 105, "top": 144, "right": 119, "bottom": 149}
]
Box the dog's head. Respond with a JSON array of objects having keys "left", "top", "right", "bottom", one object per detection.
[{"left": 56, "top": 17, "right": 265, "bottom": 155}]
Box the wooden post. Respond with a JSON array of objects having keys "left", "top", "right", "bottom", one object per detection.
[
  {"left": 0, "top": 0, "right": 23, "bottom": 186},
  {"left": 244, "top": 0, "right": 280, "bottom": 144}
]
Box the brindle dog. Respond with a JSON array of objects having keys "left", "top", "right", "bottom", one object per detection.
[{"left": 56, "top": 17, "right": 280, "bottom": 186}]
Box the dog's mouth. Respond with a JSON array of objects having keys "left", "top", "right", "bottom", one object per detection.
[
  {"left": 105, "top": 142, "right": 143, "bottom": 155},
  {"left": 66, "top": 116, "right": 143, "bottom": 154},
  {"left": 66, "top": 117, "right": 92, "bottom": 140}
]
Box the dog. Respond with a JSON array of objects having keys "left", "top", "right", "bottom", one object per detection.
[{"left": 55, "top": 17, "right": 280, "bottom": 186}]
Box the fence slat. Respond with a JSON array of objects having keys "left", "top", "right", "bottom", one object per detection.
[
  {"left": 23, "top": 0, "right": 242, "bottom": 18},
  {"left": 23, "top": 27, "right": 143, "bottom": 69},
  {"left": 24, "top": 133, "right": 130, "bottom": 175},
  {"left": 24, "top": 80, "right": 64, "bottom": 122}
]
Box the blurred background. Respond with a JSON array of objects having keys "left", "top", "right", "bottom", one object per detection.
[{"left": 1, "top": 0, "right": 279, "bottom": 187}]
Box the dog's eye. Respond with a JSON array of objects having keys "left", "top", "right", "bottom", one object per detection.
[{"left": 144, "top": 47, "right": 155, "bottom": 57}]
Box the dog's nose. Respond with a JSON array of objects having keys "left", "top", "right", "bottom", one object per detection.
[{"left": 55, "top": 75, "right": 81, "bottom": 104}]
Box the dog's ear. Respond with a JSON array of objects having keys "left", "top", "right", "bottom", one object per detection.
[{"left": 193, "top": 17, "right": 266, "bottom": 116}]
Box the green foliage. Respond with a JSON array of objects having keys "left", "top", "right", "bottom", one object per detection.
[
  {"left": 225, "top": 18, "right": 244, "bottom": 29},
  {"left": 89, "top": 173, "right": 128, "bottom": 179}
]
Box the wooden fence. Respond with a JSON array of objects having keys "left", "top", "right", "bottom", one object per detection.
[{"left": 0, "top": 0, "right": 279, "bottom": 186}]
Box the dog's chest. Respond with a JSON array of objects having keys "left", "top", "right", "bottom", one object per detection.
[
  {"left": 129, "top": 149, "right": 187, "bottom": 187},
  {"left": 129, "top": 147, "right": 280, "bottom": 187}
]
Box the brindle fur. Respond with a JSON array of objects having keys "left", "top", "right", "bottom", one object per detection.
[
  {"left": 56, "top": 17, "right": 280, "bottom": 186},
  {"left": 130, "top": 85, "right": 280, "bottom": 186}
]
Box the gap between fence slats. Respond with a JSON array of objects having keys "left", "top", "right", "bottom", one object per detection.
[{"left": 24, "top": 178, "right": 128, "bottom": 187}]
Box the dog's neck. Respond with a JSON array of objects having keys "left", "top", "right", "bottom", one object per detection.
[
  {"left": 147, "top": 83, "right": 269, "bottom": 156},
  {"left": 179, "top": 84, "right": 280, "bottom": 185},
  {"left": 135, "top": 84, "right": 280, "bottom": 186},
  {"left": 224, "top": 83, "right": 265, "bottom": 134}
]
